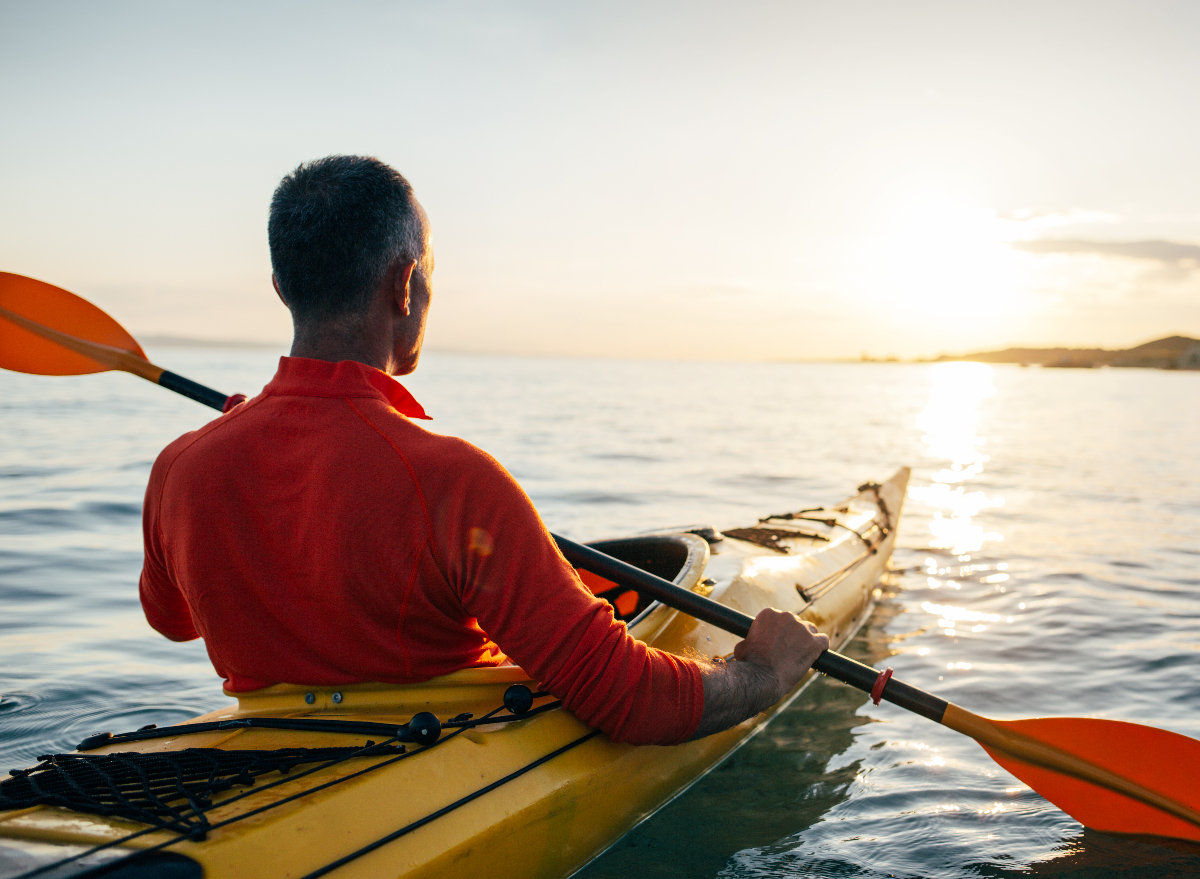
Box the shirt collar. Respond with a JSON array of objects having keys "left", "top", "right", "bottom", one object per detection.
[{"left": 264, "top": 357, "right": 431, "bottom": 420}]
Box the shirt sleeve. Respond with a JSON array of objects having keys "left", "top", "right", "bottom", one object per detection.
[
  {"left": 426, "top": 442, "right": 705, "bottom": 746},
  {"left": 139, "top": 443, "right": 201, "bottom": 643}
]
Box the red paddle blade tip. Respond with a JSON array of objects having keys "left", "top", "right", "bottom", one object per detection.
[{"left": 985, "top": 716, "right": 1200, "bottom": 843}]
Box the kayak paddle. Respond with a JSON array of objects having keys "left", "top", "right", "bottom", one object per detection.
[
  {"left": 0, "top": 272, "right": 244, "bottom": 412},
  {"left": 4, "top": 271, "right": 1200, "bottom": 844}
]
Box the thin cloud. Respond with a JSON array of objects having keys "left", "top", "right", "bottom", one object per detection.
[
  {"left": 1011, "top": 238, "right": 1200, "bottom": 265},
  {"left": 999, "top": 208, "right": 1120, "bottom": 228}
]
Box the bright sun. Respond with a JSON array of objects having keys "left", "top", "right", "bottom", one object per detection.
[{"left": 857, "top": 194, "right": 1034, "bottom": 332}]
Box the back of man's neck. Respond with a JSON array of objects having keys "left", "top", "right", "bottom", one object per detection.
[{"left": 289, "top": 332, "right": 390, "bottom": 374}]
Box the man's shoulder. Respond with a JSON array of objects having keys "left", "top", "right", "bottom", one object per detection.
[
  {"left": 351, "top": 398, "right": 519, "bottom": 489},
  {"left": 149, "top": 399, "right": 258, "bottom": 479},
  {"left": 352, "top": 396, "right": 491, "bottom": 459}
]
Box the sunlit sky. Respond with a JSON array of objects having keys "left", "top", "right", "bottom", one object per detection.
[{"left": 3, "top": 1, "right": 1199, "bottom": 360}]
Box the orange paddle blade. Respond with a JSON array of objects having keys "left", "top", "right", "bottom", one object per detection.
[
  {"left": 983, "top": 716, "right": 1200, "bottom": 842},
  {"left": 0, "top": 272, "right": 147, "bottom": 375}
]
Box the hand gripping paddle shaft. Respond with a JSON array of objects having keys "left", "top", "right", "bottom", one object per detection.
[
  {"left": 553, "top": 536, "right": 948, "bottom": 715},
  {"left": 6, "top": 271, "right": 1200, "bottom": 843}
]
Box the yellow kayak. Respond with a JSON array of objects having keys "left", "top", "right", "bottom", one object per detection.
[{"left": 0, "top": 469, "right": 908, "bottom": 879}]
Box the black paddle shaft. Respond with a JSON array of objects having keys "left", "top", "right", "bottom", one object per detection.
[
  {"left": 553, "top": 534, "right": 949, "bottom": 723},
  {"left": 158, "top": 370, "right": 231, "bottom": 411}
]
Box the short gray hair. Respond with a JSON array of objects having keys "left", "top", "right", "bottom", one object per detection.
[{"left": 268, "top": 156, "right": 429, "bottom": 324}]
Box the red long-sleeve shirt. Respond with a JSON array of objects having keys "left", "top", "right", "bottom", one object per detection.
[{"left": 139, "top": 357, "right": 704, "bottom": 745}]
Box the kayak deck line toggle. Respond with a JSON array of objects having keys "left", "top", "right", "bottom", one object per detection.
[{"left": 75, "top": 686, "right": 556, "bottom": 751}]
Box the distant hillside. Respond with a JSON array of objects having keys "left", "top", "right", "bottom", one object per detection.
[{"left": 935, "top": 335, "right": 1200, "bottom": 370}]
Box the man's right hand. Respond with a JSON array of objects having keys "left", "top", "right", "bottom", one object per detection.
[
  {"left": 734, "top": 607, "right": 829, "bottom": 699},
  {"left": 689, "top": 608, "right": 829, "bottom": 740}
]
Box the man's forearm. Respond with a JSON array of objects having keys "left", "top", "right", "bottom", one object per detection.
[
  {"left": 685, "top": 609, "right": 829, "bottom": 742},
  {"left": 688, "top": 658, "right": 786, "bottom": 740}
]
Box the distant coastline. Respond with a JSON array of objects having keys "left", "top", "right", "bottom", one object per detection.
[
  {"left": 915, "top": 335, "right": 1200, "bottom": 370},
  {"left": 141, "top": 335, "right": 284, "bottom": 350}
]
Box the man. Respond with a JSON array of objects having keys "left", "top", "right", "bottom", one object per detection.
[{"left": 140, "top": 155, "right": 827, "bottom": 745}]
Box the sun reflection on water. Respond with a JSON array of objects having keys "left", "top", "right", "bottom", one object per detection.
[
  {"left": 921, "top": 602, "right": 1001, "bottom": 623},
  {"left": 909, "top": 362, "right": 1004, "bottom": 555}
]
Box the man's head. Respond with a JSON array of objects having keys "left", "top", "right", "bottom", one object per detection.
[{"left": 268, "top": 156, "right": 433, "bottom": 373}]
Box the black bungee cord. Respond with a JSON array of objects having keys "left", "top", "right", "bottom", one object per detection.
[{"left": 5, "top": 687, "right": 559, "bottom": 879}]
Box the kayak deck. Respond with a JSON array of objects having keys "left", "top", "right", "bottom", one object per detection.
[{"left": 0, "top": 469, "right": 909, "bottom": 879}]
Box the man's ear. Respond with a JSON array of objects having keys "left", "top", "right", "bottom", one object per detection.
[
  {"left": 272, "top": 274, "right": 288, "bottom": 308},
  {"left": 393, "top": 260, "right": 416, "bottom": 316}
]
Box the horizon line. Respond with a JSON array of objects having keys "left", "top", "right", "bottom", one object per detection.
[{"left": 141, "top": 332, "right": 1199, "bottom": 363}]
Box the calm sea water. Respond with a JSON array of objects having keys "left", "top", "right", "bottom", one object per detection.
[{"left": 2, "top": 351, "right": 1199, "bottom": 878}]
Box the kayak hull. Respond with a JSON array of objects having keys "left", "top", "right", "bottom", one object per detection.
[{"left": 0, "top": 469, "right": 909, "bottom": 879}]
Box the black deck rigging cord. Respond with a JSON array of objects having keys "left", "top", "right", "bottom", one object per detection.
[
  {"left": 2, "top": 687, "right": 561, "bottom": 879},
  {"left": 3, "top": 743, "right": 407, "bottom": 837}
]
